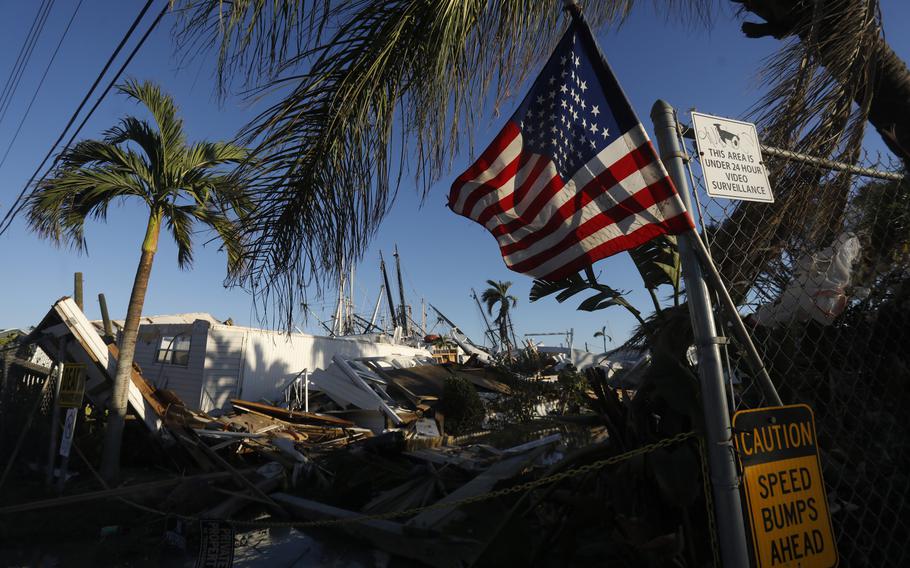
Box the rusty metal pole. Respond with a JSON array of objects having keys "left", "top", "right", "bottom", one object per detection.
[{"left": 652, "top": 99, "right": 750, "bottom": 568}]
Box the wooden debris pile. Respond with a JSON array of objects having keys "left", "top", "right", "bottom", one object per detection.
[{"left": 4, "top": 298, "right": 715, "bottom": 566}]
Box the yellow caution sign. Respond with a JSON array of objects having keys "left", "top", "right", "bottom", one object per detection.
[
  {"left": 58, "top": 363, "right": 86, "bottom": 408},
  {"left": 733, "top": 404, "right": 838, "bottom": 568}
]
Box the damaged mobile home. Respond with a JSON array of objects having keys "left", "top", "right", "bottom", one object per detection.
[{"left": 96, "top": 310, "right": 433, "bottom": 413}]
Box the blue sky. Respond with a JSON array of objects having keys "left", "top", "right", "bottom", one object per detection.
[{"left": 0, "top": 1, "right": 907, "bottom": 351}]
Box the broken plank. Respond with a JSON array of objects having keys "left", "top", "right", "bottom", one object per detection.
[
  {"left": 204, "top": 467, "right": 285, "bottom": 519},
  {"left": 194, "top": 438, "right": 289, "bottom": 518},
  {"left": 271, "top": 493, "right": 478, "bottom": 568},
  {"left": 501, "top": 434, "right": 562, "bottom": 456},
  {"left": 407, "top": 442, "right": 557, "bottom": 531},
  {"left": 0, "top": 471, "right": 242, "bottom": 515},
  {"left": 230, "top": 399, "right": 355, "bottom": 427}
]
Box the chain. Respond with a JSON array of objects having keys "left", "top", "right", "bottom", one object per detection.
[
  {"left": 697, "top": 437, "right": 722, "bottom": 568},
  {"left": 143, "top": 431, "right": 698, "bottom": 529}
]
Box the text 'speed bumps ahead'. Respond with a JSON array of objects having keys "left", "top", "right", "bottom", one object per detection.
[{"left": 733, "top": 404, "right": 838, "bottom": 568}]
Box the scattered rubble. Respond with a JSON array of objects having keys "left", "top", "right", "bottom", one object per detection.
[{"left": 0, "top": 297, "right": 708, "bottom": 567}]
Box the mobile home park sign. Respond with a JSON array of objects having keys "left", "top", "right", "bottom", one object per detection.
[
  {"left": 691, "top": 112, "right": 774, "bottom": 203},
  {"left": 733, "top": 404, "right": 838, "bottom": 568}
]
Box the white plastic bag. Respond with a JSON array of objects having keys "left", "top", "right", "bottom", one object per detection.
[{"left": 753, "top": 232, "right": 861, "bottom": 327}]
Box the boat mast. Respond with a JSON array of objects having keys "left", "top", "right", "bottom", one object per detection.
[
  {"left": 393, "top": 245, "right": 409, "bottom": 336},
  {"left": 333, "top": 263, "right": 346, "bottom": 336},
  {"left": 369, "top": 284, "right": 384, "bottom": 331},
  {"left": 379, "top": 252, "right": 398, "bottom": 331},
  {"left": 348, "top": 263, "right": 355, "bottom": 333}
]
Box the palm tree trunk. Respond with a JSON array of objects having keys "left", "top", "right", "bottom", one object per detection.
[
  {"left": 742, "top": 0, "right": 910, "bottom": 163},
  {"left": 865, "top": 34, "right": 910, "bottom": 162},
  {"left": 99, "top": 212, "right": 161, "bottom": 482},
  {"left": 498, "top": 310, "right": 509, "bottom": 349}
]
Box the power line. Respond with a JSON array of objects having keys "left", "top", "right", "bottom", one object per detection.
[
  {"left": 57, "top": 4, "right": 169, "bottom": 170},
  {"left": 0, "top": 0, "right": 84, "bottom": 171},
  {"left": 0, "top": 0, "right": 55, "bottom": 131},
  {"left": 0, "top": 0, "right": 159, "bottom": 236}
]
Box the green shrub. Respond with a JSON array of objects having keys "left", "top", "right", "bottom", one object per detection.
[{"left": 441, "top": 376, "right": 485, "bottom": 436}]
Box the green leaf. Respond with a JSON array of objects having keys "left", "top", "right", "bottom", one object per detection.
[
  {"left": 629, "top": 234, "right": 681, "bottom": 290},
  {"left": 529, "top": 273, "right": 586, "bottom": 303},
  {"left": 577, "top": 290, "right": 629, "bottom": 312}
]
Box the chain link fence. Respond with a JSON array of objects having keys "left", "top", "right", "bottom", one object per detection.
[
  {"left": 678, "top": 115, "right": 910, "bottom": 566},
  {"left": 0, "top": 351, "right": 56, "bottom": 472}
]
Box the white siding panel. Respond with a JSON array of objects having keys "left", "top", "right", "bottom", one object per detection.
[
  {"left": 200, "top": 327, "right": 245, "bottom": 413},
  {"left": 235, "top": 329, "right": 430, "bottom": 405},
  {"left": 131, "top": 321, "right": 209, "bottom": 408}
]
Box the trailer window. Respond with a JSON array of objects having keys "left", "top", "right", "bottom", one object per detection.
[{"left": 156, "top": 335, "right": 191, "bottom": 366}]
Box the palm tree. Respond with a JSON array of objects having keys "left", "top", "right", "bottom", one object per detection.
[
  {"left": 594, "top": 326, "right": 612, "bottom": 353},
  {"left": 26, "top": 80, "right": 250, "bottom": 481},
  {"left": 172, "top": 0, "right": 910, "bottom": 325},
  {"left": 481, "top": 280, "right": 518, "bottom": 349}
]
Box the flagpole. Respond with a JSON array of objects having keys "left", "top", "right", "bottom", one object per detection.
[{"left": 651, "top": 100, "right": 752, "bottom": 568}]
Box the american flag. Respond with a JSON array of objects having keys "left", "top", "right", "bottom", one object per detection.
[{"left": 448, "top": 18, "right": 693, "bottom": 281}]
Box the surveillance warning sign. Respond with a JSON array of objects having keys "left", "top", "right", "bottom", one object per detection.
[
  {"left": 733, "top": 404, "right": 838, "bottom": 568},
  {"left": 691, "top": 111, "right": 774, "bottom": 203}
]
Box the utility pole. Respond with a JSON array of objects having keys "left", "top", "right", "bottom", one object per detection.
[
  {"left": 73, "top": 272, "right": 84, "bottom": 311},
  {"left": 393, "top": 245, "right": 408, "bottom": 335},
  {"left": 379, "top": 252, "right": 398, "bottom": 330},
  {"left": 98, "top": 293, "right": 114, "bottom": 342},
  {"left": 651, "top": 99, "right": 751, "bottom": 568}
]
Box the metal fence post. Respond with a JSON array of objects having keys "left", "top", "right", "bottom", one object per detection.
[{"left": 651, "top": 99, "right": 751, "bottom": 567}]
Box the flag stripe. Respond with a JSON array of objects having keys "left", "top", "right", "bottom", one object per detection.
[
  {"left": 467, "top": 152, "right": 543, "bottom": 223},
  {"left": 487, "top": 126, "right": 648, "bottom": 239},
  {"left": 449, "top": 124, "right": 523, "bottom": 214},
  {"left": 538, "top": 212, "right": 693, "bottom": 280},
  {"left": 476, "top": 154, "right": 551, "bottom": 226},
  {"left": 504, "top": 177, "right": 680, "bottom": 273},
  {"left": 517, "top": 202, "right": 691, "bottom": 278},
  {"left": 495, "top": 136, "right": 660, "bottom": 257}
]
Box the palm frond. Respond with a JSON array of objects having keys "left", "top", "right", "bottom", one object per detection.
[
  {"left": 165, "top": 204, "right": 196, "bottom": 268},
  {"left": 117, "top": 79, "right": 188, "bottom": 166},
  {"left": 58, "top": 140, "right": 154, "bottom": 189},
  {"left": 712, "top": 0, "right": 887, "bottom": 300},
  {"left": 529, "top": 270, "right": 641, "bottom": 320},
  {"left": 26, "top": 80, "right": 251, "bottom": 284},
  {"left": 26, "top": 165, "right": 147, "bottom": 249},
  {"left": 104, "top": 116, "right": 163, "bottom": 175},
  {"left": 191, "top": 203, "right": 248, "bottom": 276},
  {"left": 172, "top": 0, "right": 316, "bottom": 95},
  {"left": 530, "top": 272, "right": 590, "bottom": 303},
  {"left": 173, "top": 0, "right": 715, "bottom": 328}
]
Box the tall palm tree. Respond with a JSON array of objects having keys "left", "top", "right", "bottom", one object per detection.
[
  {"left": 594, "top": 325, "right": 612, "bottom": 353},
  {"left": 26, "top": 80, "right": 251, "bottom": 481},
  {"left": 481, "top": 280, "right": 518, "bottom": 349},
  {"left": 172, "top": 0, "right": 910, "bottom": 326}
]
